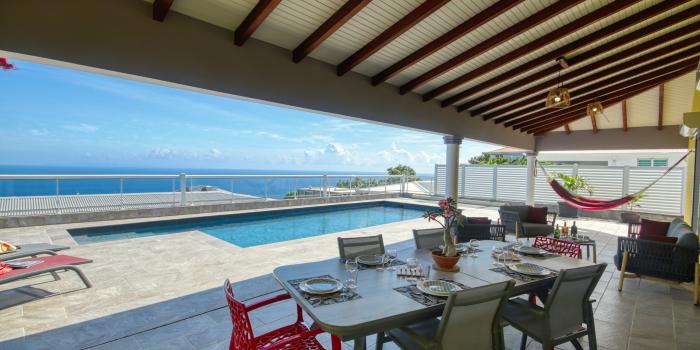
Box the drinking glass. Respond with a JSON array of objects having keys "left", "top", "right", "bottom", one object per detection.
[
  {"left": 469, "top": 239, "right": 480, "bottom": 258},
  {"left": 386, "top": 248, "right": 398, "bottom": 271},
  {"left": 345, "top": 260, "right": 358, "bottom": 289},
  {"left": 376, "top": 253, "right": 386, "bottom": 272},
  {"left": 406, "top": 258, "right": 418, "bottom": 268},
  {"left": 420, "top": 264, "right": 431, "bottom": 281}
]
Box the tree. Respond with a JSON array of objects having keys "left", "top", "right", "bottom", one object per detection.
[
  {"left": 387, "top": 164, "right": 416, "bottom": 176},
  {"left": 468, "top": 153, "right": 527, "bottom": 165}
]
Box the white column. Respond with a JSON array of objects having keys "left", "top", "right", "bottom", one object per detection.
[
  {"left": 525, "top": 154, "right": 536, "bottom": 206},
  {"left": 443, "top": 136, "right": 462, "bottom": 199}
]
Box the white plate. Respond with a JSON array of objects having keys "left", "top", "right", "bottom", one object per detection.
[
  {"left": 507, "top": 263, "right": 550, "bottom": 276},
  {"left": 416, "top": 280, "right": 462, "bottom": 297},
  {"left": 299, "top": 278, "right": 343, "bottom": 295},
  {"left": 356, "top": 255, "right": 385, "bottom": 266},
  {"left": 514, "top": 246, "right": 548, "bottom": 256}
]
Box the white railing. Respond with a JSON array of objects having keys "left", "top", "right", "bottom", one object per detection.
[
  {"left": 434, "top": 164, "right": 686, "bottom": 215},
  {"left": 0, "top": 173, "right": 434, "bottom": 217}
]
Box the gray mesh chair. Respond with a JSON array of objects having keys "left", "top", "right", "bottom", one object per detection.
[
  {"left": 378, "top": 280, "right": 515, "bottom": 350},
  {"left": 502, "top": 264, "right": 606, "bottom": 350},
  {"left": 412, "top": 228, "right": 444, "bottom": 250},
  {"left": 337, "top": 235, "right": 385, "bottom": 261}
]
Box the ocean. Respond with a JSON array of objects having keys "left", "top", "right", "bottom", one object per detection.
[{"left": 0, "top": 165, "right": 429, "bottom": 199}]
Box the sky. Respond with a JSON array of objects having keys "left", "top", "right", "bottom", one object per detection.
[{"left": 0, "top": 59, "right": 497, "bottom": 173}]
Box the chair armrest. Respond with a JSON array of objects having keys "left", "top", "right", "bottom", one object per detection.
[
  {"left": 245, "top": 293, "right": 291, "bottom": 312},
  {"left": 4, "top": 250, "right": 58, "bottom": 261},
  {"left": 547, "top": 212, "right": 557, "bottom": 227},
  {"left": 628, "top": 223, "right": 641, "bottom": 239},
  {"left": 261, "top": 328, "right": 324, "bottom": 350},
  {"left": 394, "top": 326, "right": 440, "bottom": 350}
]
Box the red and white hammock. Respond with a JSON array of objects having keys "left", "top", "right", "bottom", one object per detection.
[{"left": 538, "top": 153, "right": 689, "bottom": 211}]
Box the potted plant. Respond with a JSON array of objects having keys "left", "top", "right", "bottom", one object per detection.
[
  {"left": 423, "top": 197, "right": 462, "bottom": 270},
  {"left": 553, "top": 172, "right": 593, "bottom": 218},
  {"left": 620, "top": 193, "right": 644, "bottom": 223}
]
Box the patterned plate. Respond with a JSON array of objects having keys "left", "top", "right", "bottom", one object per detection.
[
  {"left": 356, "top": 255, "right": 385, "bottom": 266},
  {"left": 514, "top": 246, "right": 548, "bottom": 256},
  {"left": 507, "top": 263, "right": 550, "bottom": 276},
  {"left": 299, "top": 278, "right": 343, "bottom": 295},
  {"left": 416, "top": 279, "right": 462, "bottom": 297}
]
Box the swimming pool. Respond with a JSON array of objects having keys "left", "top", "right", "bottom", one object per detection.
[{"left": 68, "top": 201, "right": 434, "bottom": 247}]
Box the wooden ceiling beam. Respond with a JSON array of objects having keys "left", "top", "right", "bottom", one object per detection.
[
  {"left": 658, "top": 84, "right": 664, "bottom": 130},
  {"left": 398, "top": 0, "right": 581, "bottom": 95},
  {"left": 370, "top": 0, "right": 524, "bottom": 86},
  {"left": 522, "top": 64, "right": 696, "bottom": 133},
  {"left": 474, "top": 31, "right": 700, "bottom": 119},
  {"left": 336, "top": 0, "right": 448, "bottom": 74},
  {"left": 431, "top": 0, "right": 639, "bottom": 104},
  {"left": 293, "top": 0, "right": 371, "bottom": 63},
  {"left": 453, "top": 0, "right": 694, "bottom": 112},
  {"left": 153, "top": 0, "right": 175, "bottom": 22},
  {"left": 622, "top": 100, "right": 628, "bottom": 131},
  {"left": 500, "top": 51, "right": 700, "bottom": 127},
  {"left": 514, "top": 58, "right": 699, "bottom": 130},
  {"left": 234, "top": 0, "right": 282, "bottom": 46},
  {"left": 531, "top": 67, "right": 694, "bottom": 134}
]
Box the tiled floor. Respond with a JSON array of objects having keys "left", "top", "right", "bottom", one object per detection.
[{"left": 0, "top": 199, "right": 698, "bottom": 350}]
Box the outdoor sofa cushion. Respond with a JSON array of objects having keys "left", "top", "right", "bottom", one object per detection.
[
  {"left": 500, "top": 205, "right": 529, "bottom": 220},
  {"left": 638, "top": 234, "right": 677, "bottom": 244},
  {"left": 527, "top": 207, "right": 548, "bottom": 224},
  {"left": 639, "top": 219, "right": 670, "bottom": 237},
  {"left": 520, "top": 222, "right": 554, "bottom": 237}
]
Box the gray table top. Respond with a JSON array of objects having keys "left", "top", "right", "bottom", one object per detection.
[{"left": 273, "top": 239, "right": 595, "bottom": 340}]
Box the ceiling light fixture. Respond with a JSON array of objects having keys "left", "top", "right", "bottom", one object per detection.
[{"left": 545, "top": 58, "right": 570, "bottom": 109}]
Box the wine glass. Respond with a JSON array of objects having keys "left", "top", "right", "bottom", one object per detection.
[
  {"left": 386, "top": 248, "right": 398, "bottom": 271},
  {"left": 469, "top": 239, "right": 480, "bottom": 258},
  {"left": 345, "top": 260, "right": 358, "bottom": 289},
  {"left": 492, "top": 247, "right": 504, "bottom": 267}
]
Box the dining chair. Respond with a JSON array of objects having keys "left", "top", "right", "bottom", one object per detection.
[
  {"left": 501, "top": 264, "right": 606, "bottom": 350},
  {"left": 456, "top": 224, "right": 507, "bottom": 242},
  {"left": 224, "top": 279, "right": 327, "bottom": 350},
  {"left": 337, "top": 234, "right": 385, "bottom": 261},
  {"left": 377, "top": 280, "right": 515, "bottom": 350},
  {"left": 532, "top": 236, "right": 582, "bottom": 259},
  {"left": 412, "top": 228, "right": 444, "bottom": 250}
]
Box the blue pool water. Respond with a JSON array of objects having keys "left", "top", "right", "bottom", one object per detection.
[{"left": 68, "top": 202, "right": 434, "bottom": 247}]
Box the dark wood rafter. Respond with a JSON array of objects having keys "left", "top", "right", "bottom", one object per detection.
[
  {"left": 234, "top": 0, "right": 282, "bottom": 46},
  {"left": 514, "top": 57, "right": 699, "bottom": 130},
  {"left": 293, "top": 0, "right": 371, "bottom": 63},
  {"left": 370, "top": 0, "right": 523, "bottom": 86},
  {"left": 398, "top": 0, "right": 582, "bottom": 95},
  {"left": 153, "top": 0, "right": 174, "bottom": 22},
  {"left": 532, "top": 67, "right": 695, "bottom": 134},
  {"left": 336, "top": 0, "right": 448, "bottom": 74},
  {"left": 454, "top": 0, "right": 694, "bottom": 112},
  {"left": 622, "top": 100, "right": 628, "bottom": 131},
  {"left": 500, "top": 51, "right": 700, "bottom": 127},
  {"left": 564, "top": 124, "right": 571, "bottom": 134},
  {"left": 474, "top": 31, "right": 700, "bottom": 119},
  {"left": 430, "top": 0, "right": 639, "bottom": 105},
  {"left": 522, "top": 64, "right": 696, "bottom": 133},
  {"left": 658, "top": 84, "right": 664, "bottom": 130}
]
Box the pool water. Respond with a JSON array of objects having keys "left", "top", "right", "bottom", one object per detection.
[{"left": 69, "top": 201, "right": 434, "bottom": 247}]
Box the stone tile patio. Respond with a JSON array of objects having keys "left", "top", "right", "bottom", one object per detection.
[{"left": 0, "top": 199, "right": 698, "bottom": 350}]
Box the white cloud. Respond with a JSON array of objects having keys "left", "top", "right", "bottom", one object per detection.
[
  {"left": 304, "top": 143, "right": 359, "bottom": 165},
  {"left": 210, "top": 148, "right": 222, "bottom": 157},
  {"left": 148, "top": 147, "right": 177, "bottom": 159},
  {"left": 62, "top": 123, "right": 99, "bottom": 133},
  {"left": 29, "top": 128, "right": 49, "bottom": 136}
]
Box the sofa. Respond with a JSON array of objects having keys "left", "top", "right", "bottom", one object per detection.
[
  {"left": 455, "top": 217, "right": 506, "bottom": 242},
  {"left": 615, "top": 218, "right": 699, "bottom": 304},
  {"left": 498, "top": 205, "right": 557, "bottom": 238}
]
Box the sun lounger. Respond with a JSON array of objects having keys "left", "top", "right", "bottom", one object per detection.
[
  {"left": 0, "top": 243, "right": 70, "bottom": 261},
  {"left": 0, "top": 255, "right": 93, "bottom": 288}
]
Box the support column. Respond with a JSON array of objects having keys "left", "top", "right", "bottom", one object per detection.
[
  {"left": 525, "top": 153, "right": 536, "bottom": 206},
  {"left": 443, "top": 136, "right": 462, "bottom": 199}
]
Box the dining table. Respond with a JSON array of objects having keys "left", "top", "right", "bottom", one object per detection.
[{"left": 272, "top": 239, "right": 596, "bottom": 350}]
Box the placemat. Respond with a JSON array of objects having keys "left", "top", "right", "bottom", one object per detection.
[
  {"left": 489, "top": 266, "right": 558, "bottom": 283},
  {"left": 287, "top": 275, "right": 361, "bottom": 307},
  {"left": 357, "top": 259, "right": 406, "bottom": 270},
  {"left": 394, "top": 279, "right": 469, "bottom": 307}
]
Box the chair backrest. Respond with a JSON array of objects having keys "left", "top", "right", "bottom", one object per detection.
[
  {"left": 456, "top": 224, "right": 492, "bottom": 242},
  {"left": 544, "top": 264, "right": 606, "bottom": 339},
  {"left": 337, "top": 235, "right": 385, "bottom": 260},
  {"left": 224, "top": 279, "right": 256, "bottom": 350},
  {"left": 435, "top": 280, "right": 514, "bottom": 350},
  {"left": 533, "top": 236, "right": 581, "bottom": 258},
  {"left": 412, "top": 228, "right": 444, "bottom": 250}
]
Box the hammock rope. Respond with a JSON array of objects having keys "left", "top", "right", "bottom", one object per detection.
[{"left": 537, "top": 152, "right": 689, "bottom": 211}]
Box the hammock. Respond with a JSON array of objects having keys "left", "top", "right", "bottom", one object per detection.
[{"left": 537, "top": 152, "right": 689, "bottom": 211}]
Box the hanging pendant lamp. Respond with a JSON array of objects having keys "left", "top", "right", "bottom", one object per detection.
[{"left": 545, "top": 58, "right": 570, "bottom": 109}]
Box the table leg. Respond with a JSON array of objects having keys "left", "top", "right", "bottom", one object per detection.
[
  {"left": 331, "top": 335, "right": 342, "bottom": 350},
  {"left": 593, "top": 244, "right": 597, "bottom": 264},
  {"left": 353, "top": 336, "right": 366, "bottom": 350},
  {"left": 586, "top": 245, "right": 590, "bottom": 259}
]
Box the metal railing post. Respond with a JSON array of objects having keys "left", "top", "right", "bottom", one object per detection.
[
  {"left": 179, "top": 173, "right": 187, "bottom": 206},
  {"left": 433, "top": 164, "right": 438, "bottom": 195},
  {"left": 293, "top": 178, "right": 298, "bottom": 199},
  {"left": 322, "top": 175, "right": 327, "bottom": 197},
  {"left": 55, "top": 178, "right": 60, "bottom": 214},
  {"left": 119, "top": 177, "right": 124, "bottom": 210},
  {"left": 263, "top": 177, "right": 268, "bottom": 199}
]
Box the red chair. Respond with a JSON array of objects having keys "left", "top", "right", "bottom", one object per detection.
[
  {"left": 224, "top": 279, "right": 327, "bottom": 350},
  {"left": 533, "top": 236, "right": 582, "bottom": 259}
]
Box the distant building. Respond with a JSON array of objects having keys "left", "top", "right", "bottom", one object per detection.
[{"left": 486, "top": 147, "right": 685, "bottom": 167}]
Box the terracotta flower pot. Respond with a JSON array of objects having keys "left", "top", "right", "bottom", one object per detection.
[{"left": 431, "top": 250, "right": 460, "bottom": 270}]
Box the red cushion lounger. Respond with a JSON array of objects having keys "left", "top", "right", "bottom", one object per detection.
[{"left": 0, "top": 255, "right": 93, "bottom": 288}]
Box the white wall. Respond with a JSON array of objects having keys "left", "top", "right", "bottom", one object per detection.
[{"left": 538, "top": 150, "right": 687, "bottom": 166}]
